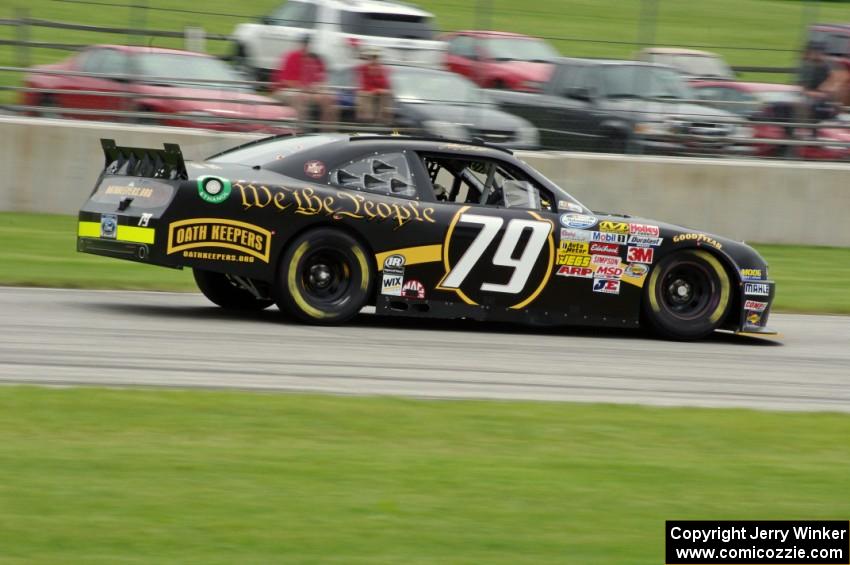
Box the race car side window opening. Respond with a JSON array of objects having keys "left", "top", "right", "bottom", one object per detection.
[
  {"left": 330, "top": 152, "right": 417, "bottom": 199},
  {"left": 419, "top": 154, "right": 554, "bottom": 211}
]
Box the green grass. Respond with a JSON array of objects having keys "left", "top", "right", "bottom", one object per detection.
[
  {"left": 0, "top": 386, "right": 848, "bottom": 563},
  {"left": 2, "top": 212, "right": 849, "bottom": 312},
  {"left": 2, "top": 0, "right": 850, "bottom": 103}
]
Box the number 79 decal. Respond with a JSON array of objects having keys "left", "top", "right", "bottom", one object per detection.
[{"left": 437, "top": 206, "right": 554, "bottom": 309}]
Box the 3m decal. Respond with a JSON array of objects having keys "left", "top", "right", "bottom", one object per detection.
[
  {"left": 235, "top": 183, "right": 435, "bottom": 229},
  {"left": 593, "top": 279, "right": 620, "bottom": 294},
  {"left": 559, "top": 213, "right": 597, "bottom": 229},
  {"left": 381, "top": 274, "right": 403, "bottom": 296},
  {"left": 740, "top": 268, "right": 763, "bottom": 280},
  {"left": 590, "top": 231, "right": 628, "bottom": 244},
  {"left": 556, "top": 266, "right": 593, "bottom": 278},
  {"left": 627, "top": 246, "right": 654, "bottom": 264},
  {"left": 100, "top": 214, "right": 117, "bottom": 239},
  {"left": 744, "top": 300, "right": 768, "bottom": 312},
  {"left": 744, "top": 282, "right": 770, "bottom": 296},
  {"left": 166, "top": 218, "right": 271, "bottom": 263},
  {"left": 560, "top": 228, "right": 593, "bottom": 241},
  {"left": 401, "top": 279, "right": 425, "bottom": 299},
  {"left": 628, "top": 235, "right": 663, "bottom": 246},
  {"left": 439, "top": 207, "right": 554, "bottom": 309},
  {"left": 589, "top": 242, "right": 619, "bottom": 256},
  {"left": 197, "top": 176, "right": 232, "bottom": 204},
  {"left": 599, "top": 221, "right": 629, "bottom": 234},
  {"left": 628, "top": 223, "right": 660, "bottom": 237},
  {"left": 672, "top": 233, "right": 723, "bottom": 250}
]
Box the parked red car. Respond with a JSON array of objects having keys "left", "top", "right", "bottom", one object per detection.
[
  {"left": 21, "top": 44, "right": 296, "bottom": 133},
  {"left": 692, "top": 80, "right": 850, "bottom": 160},
  {"left": 441, "top": 31, "right": 557, "bottom": 92}
]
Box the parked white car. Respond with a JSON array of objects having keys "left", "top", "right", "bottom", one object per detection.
[{"left": 231, "top": 0, "right": 447, "bottom": 81}]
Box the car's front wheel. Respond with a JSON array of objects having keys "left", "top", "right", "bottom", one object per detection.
[
  {"left": 274, "top": 228, "right": 373, "bottom": 324},
  {"left": 193, "top": 269, "right": 274, "bottom": 311},
  {"left": 642, "top": 249, "right": 731, "bottom": 340}
]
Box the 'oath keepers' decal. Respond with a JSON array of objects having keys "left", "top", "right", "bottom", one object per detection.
[
  {"left": 167, "top": 218, "right": 271, "bottom": 263},
  {"left": 437, "top": 206, "right": 554, "bottom": 309}
]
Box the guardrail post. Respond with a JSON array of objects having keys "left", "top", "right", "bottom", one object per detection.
[{"left": 14, "top": 8, "right": 30, "bottom": 69}]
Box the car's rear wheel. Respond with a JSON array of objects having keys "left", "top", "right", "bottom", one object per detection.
[
  {"left": 642, "top": 249, "right": 731, "bottom": 341},
  {"left": 275, "top": 228, "right": 372, "bottom": 324},
  {"left": 193, "top": 269, "right": 274, "bottom": 311}
]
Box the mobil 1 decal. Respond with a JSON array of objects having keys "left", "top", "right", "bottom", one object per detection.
[{"left": 437, "top": 206, "right": 554, "bottom": 309}]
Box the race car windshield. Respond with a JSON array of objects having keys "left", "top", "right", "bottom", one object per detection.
[
  {"left": 485, "top": 38, "right": 559, "bottom": 62},
  {"left": 602, "top": 66, "right": 693, "bottom": 100},
  {"left": 135, "top": 54, "right": 249, "bottom": 91},
  {"left": 390, "top": 68, "right": 489, "bottom": 105}
]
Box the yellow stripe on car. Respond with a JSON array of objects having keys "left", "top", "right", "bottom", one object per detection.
[
  {"left": 375, "top": 244, "right": 443, "bottom": 271},
  {"left": 77, "top": 221, "right": 155, "bottom": 244}
]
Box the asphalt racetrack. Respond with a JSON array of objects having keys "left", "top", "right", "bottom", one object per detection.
[{"left": 1, "top": 287, "right": 848, "bottom": 412}]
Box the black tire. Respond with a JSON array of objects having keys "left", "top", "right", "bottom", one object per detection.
[
  {"left": 275, "top": 228, "right": 373, "bottom": 324},
  {"left": 193, "top": 269, "right": 274, "bottom": 311},
  {"left": 642, "top": 249, "right": 732, "bottom": 341}
]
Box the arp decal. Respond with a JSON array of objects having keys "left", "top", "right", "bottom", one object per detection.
[
  {"left": 166, "top": 218, "right": 272, "bottom": 263},
  {"left": 559, "top": 213, "right": 597, "bottom": 230},
  {"left": 556, "top": 266, "right": 593, "bottom": 278},
  {"left": 599, "top": 221, "right": 629, "bottom": 234},
  {"left": 744, "top": 282, "right": 770, "bottom": 296},
  {"left": 593, "top": 279, "right": 620, "bottom": 294},
  {"left": 439, "top": 207, "right": 554, "bottom": 309},
  {"left": 627, "top": 246, "right": 654, "bottom": 264}
]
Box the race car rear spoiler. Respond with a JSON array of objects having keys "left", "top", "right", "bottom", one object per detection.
[{"left": 101, "top": 138, "right": 188, "bottom": 181}]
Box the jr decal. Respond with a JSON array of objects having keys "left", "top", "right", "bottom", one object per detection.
[{"left": 438, "top": 207, "right": 553, "bottom": 309}]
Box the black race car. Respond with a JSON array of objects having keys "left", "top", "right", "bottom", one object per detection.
[{"left": 77, "top": 135, "right": 776, "bottom": 340}]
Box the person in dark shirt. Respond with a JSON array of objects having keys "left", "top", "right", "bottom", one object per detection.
[
  {"left": 355, "top": 48, "right": 392, "bottom": 124},
  {"left": 271, "top": 35, "right": 338, "bottom": 130},
  {"left": 797, "top": 40, "right": 834, "bottom": 123}
]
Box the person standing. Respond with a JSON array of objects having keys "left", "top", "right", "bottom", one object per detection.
[
  {"left": 356, "top": 48, "right": 393, "bottom": 125},
  {"left": 797, "top": 40, "right": 834, "bottom": 122},
  {"left": 272, "top": 35, "right": 339, "bottom": 131}
]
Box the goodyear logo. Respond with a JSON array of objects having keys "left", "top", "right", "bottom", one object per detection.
[
  {"left": 599, "top": 221, "right": 629, "bottom": 234},
  {"left": 672, "top": 233, "right": 723, "bottom": 250},
  {"left": 167, "top": 218, "right": 271, "bottom": 263}
]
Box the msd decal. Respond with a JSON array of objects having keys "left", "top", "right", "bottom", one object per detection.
[
  {"left": 627, "top": 246, "right": 654, "bottom": 264},
  {"left": 594, "top": 265, "right": 624, "bottom": 279},
  {"left": 628, "top": 223, "right": 660, "bottom": 237},
  {"left": 592, "top": 278, "right": 620, "bottom": 294}
]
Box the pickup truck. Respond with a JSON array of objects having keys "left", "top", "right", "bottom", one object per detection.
[{"left": 487, "top": 57, "right": 751, "bottom": 155}]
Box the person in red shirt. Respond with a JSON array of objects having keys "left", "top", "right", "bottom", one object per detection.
[
  {"left": 272, "top": 35, "right": 338, "bottom": 131},
  {"left": 356, "top": 48, "right": 392, "bottom": 124}
]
